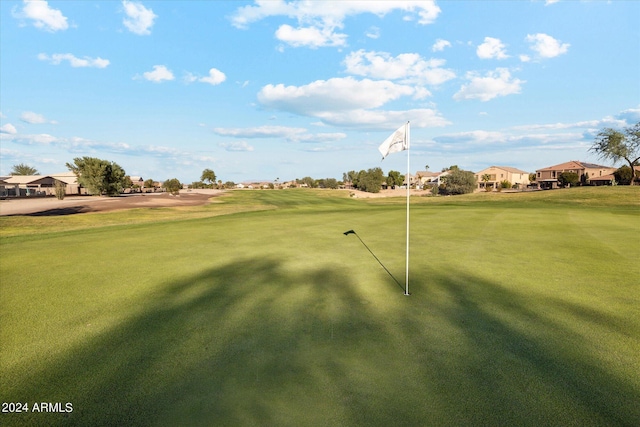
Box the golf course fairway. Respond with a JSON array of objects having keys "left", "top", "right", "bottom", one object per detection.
[{"left": 1, "top": 187, "right": 638, "bottom": 426}]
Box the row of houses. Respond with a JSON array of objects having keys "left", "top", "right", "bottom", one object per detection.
[
  {"left": 414, "top": 161, "right": 624, "bottom": 190},
  {"left": 0, "top": 173, "right": 162, "bottom": 198},
  {"left": 0, "top": 172, "right": 85, "bottom": 197},
  {"left": 1, "top": 160, "right": 632, "bottom": 197}
]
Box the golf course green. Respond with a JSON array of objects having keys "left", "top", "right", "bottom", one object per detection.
[{"left": 1, "top": 187, "right": 638, "bottom": 426}]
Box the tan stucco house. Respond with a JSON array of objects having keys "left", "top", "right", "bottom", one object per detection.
[
  {"left": 535, "top": 161, "right": 616, "bottom": 189},
  {"left": 475, "top": 166, "right": 530, "bottom": 190}
]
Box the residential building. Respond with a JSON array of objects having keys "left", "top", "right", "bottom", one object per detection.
[
  {"left": 475, "top": 166, "right": 530, "bottom": 190},
  {"left": 535, "top": 161, "right": 616, "bottom": 189}
]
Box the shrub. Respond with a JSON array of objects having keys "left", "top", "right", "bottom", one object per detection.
[
  {"left": 164, "top": 178, "right": 182, "bottom": 195},
  {"left": 54, "top": 180, "right": 66, "bottom": 200}
]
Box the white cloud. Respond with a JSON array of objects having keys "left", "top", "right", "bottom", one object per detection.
[
  {"left": 20, "top": 111, "right": 56, "bottom": 124},
  {"left": 122, "top": 1, "right": 157, "bottom": 35},
  {"left": 526, "top": 33, "right": 570, "bottom": 58},
  {"left": 199, "top": 68, "right": 226, "bottom": 85},
  {"left": 615, "top": 108, "right": 640, "bottom": 124},
  {"left": 258, "top": 77, "right": 415, "bottom": 115},
  {"left": 344, "top": 50, "right": 455, "bottom": 85},
  {"left": 142, "top": 65, "right": 174, "bottom": 83},
  {"left": 0, "top": 123, "right": 18, "bottom": 134},
  {"left": 231, "top": 1, "right": 440, "bottom": 48},
  {"left": 214, "top": 126, "right": 307, "bottom": 139},
  {"left": 275, "top": 24, "right": 347, "bottom": 48},
  {"left": 14, "top": 0, "right": 68, "bottom": 32},
  {"left": 314, "top": 108, "right": 450, "bottom": 130},
  {"left": 454, "top": 68, "right": 524, "bottom": 102},
  {"left": 38, "top": 53, "right": 110, "bottom": 68},
  {"left": 477, "top": 37, "right": 509, "bottom": 60},
  {"left": 545, "top": 0, "right": 560, "bottom": 5},
  {"left": 366, "top": 26, "right": 380, "bottom": 39},
  {"left": 214, "top": 126, "right": 346, "bottom": 144},
  {"left": 219, "top": 141, "right": 255, "bottom": 152},
  {"left": 185, "top": 68, "right": 226, "bottom": 85},
  {"left": 432, "top": 39, "right": 451, "bottom": 52},
  {"left": 519, "top": 54, "right": 531, "bottom": 63}
]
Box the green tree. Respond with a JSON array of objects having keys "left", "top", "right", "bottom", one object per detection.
[
  {"left": 144, "top": 178, "right": 155, "bottom": 191},
  {"left": 481, "top": 174, "right": 492, "bottom": 192},
  {"left": 201, "top": 169, "right": 217, "bottom": 187},
  {"left": 54, "top": 180, "right": 66, "bottom": 200},
  {"left": 440, "top": 169, "right": 476, "bottom": 195},
  {"left": 590, "top": 122, "right": 640, "bottom": 185},
  {"left": 66, "top": 157, "right": 126, "bottom": 196},
  {"left": 557, "top": 172, "right": 579, "bottom": 187},
  {"left": 386, "top": 170, "right": 404, "bottom": 188},
  {"left": 357, "top": 167, "right": 384, "bottom": 193},
  {"left": 10, "top": 163, "right": 38, "bottom": 175},
  {"left": 300, "top": 176, "right": 317, "bottom": 188},
  {"left": 320, "top": 178, "right": 338, "bottom": 189},
  {"left": 613, "top": 165, "right": 636, "bottom": 185},
  {"left": 164, "top": 178, "right": 182, "bottom": 195}
]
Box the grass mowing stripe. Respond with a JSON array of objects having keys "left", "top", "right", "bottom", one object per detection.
[{"left": 1, "top": 187, "right": 638, "bottom": 426}]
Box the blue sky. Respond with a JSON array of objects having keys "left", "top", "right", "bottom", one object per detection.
[{"left": 1, "top": 0, "right": 639, "bottom": 183}]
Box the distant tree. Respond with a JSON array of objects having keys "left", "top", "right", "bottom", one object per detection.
[
  {"left": 558, "top": 171, "right": 579, "bottom": 187},
  {"left": 481, "top": 174, "right": 492, "bottom": 191},
  {"left": 10, "top": 163, "right": 38, "bottom": 175},
  {"left": 201, "top": 169, "right": 217, "bottom": 187},
  {"left": 440, "top": 169, "right": 476, "bottom": 195},
  {"left": 224, "top": 181, "right": 235, "bottom": 189},
  {"left": 613, "top": 166, "right": 636, "bottom": 185},
  {"left": 357, "top": 167, "right": 384, "bottom": 193},
  {"left": 191, "top": 181, "right": 206, "bottom": 189},
  {"left": 144, "top": 178, "right": 155, "bottom": 190},
  {"left": 54, "top": 180, "right": 66, "bottom": 200},
  {"left": 322, "top": 178, "right": 338, "bottom": 189},
  {"left": 424, "top": 164, "right": 430, "bottom": 171},
  {"left": 66, "top": 156, "right": 126, "bottom": 196},
  {"left": 590, "top": 122, "right": 640, "bottom": 185},
  {"left": 164, "top": 178, "right": 182, "bottom": 195},
  {"left": 443, "top": 165, "right": 459, "bottom": 172},
  {"left": 529, "top": 173, "right": 537, "bottom": 183},
  {"left": 123, "top": 176, "right": 133, "bottom": 190},
  {"left": 500, "top": 180, "right": 511, "bottom": 189},
  {"left": 386, "top": 170, "right": 404, "bottom": 188},
  {"left": 300, "top": 176, "right": 317, "bottom": 188}
]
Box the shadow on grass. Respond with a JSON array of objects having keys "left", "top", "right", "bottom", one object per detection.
[{"left": 3, "top": 259, "right": 638, "bottom": 426}]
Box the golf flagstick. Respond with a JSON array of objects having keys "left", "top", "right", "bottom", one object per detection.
[
  {"left": 377, "top": 121, "right": 411, "bottom": 295},
  {"left": 405, "top": 121, "right": 410, "bottom": 296}
]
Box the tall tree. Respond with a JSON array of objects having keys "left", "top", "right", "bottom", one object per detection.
[
  {"left": 386, "top": 170, "right": 404, "bottom": 188},
  {"left": 440, "top": 169, "right": 476, "bottom": 195},
  {"left": 66, "top": 157, "right": 126, "bottom": 196},
  {"left": 590, "top": 122, "right": 640, "bottom": 185},
  {"left": 201, "top": 169, "right": 217, "bottom": 187},
  {"left": 163, "top": 178, "right": 182, "bottom": 195},
  {"left": 10, "top": 163, "right": 38, "bottom": 175}
]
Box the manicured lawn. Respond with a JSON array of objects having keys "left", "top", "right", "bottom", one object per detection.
[{"left": 1, "top": 187, "right": 638, "bottom": 426}]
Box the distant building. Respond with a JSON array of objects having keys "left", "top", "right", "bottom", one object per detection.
[
  {"left": 475, "top": 166, "right": 530, "bottom": 190},
  {"left": 535, "top": 161, "right": 616, "bottom": 189}
]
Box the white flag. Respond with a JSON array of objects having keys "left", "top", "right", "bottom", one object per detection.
[{"left": 378, "top": 124, "right": 407, "bottom": 160}]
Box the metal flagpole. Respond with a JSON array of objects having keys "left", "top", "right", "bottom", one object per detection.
[{"left": 405, "top": 121, "right": 410, "bottom": 295}]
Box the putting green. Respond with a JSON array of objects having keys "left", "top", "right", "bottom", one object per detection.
[{"left": 1, "top": 188, "right": 638, "bottom": 425}]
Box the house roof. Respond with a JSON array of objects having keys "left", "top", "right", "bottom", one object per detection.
[
  {"left": 476, "top": 166, "right": 529, "bottom": 175},
  {"left": 3, "top": 175, "right": 53, "bottom": 185},
  {"left": 536, "top": 160, "right": 612, "bottom": 172},
  {"left": 49, "top": 172, "right": 78, "bottom": 185}
]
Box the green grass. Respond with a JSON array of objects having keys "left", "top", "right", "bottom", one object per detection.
[{"left": 1, "top": 187, "right": 639, "bottom": 426}]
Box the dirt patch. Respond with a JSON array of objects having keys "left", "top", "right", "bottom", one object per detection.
[
  {"left": 345, "top": 188, "right": 427, "bottom": 198},
  {"left": 0, "top": 190, "right": 222, "bottom": 216}
]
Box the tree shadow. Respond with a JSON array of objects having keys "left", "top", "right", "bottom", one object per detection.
[{"left": 2, "top": 259, "right": 638, "bottom": 426}]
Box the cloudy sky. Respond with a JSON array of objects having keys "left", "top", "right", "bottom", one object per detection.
[{"left": 1, "top": 0, "right": 638, "bottom": 183}]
